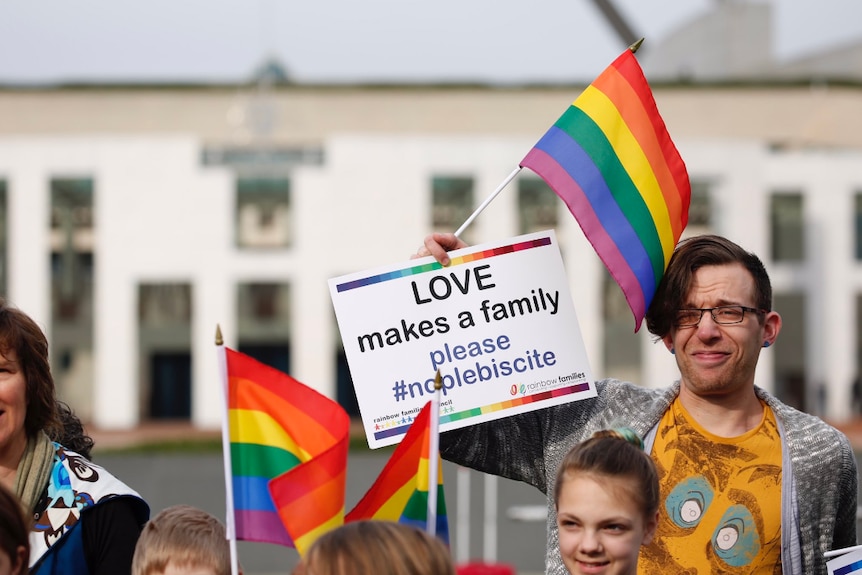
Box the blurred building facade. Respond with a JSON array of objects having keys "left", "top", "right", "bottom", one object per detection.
[{"left": 1, "top": 78, "right": 862, "bottom": 430}]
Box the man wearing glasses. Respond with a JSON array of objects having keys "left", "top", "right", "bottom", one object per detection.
[{"left": 417, "top": 233, "right": 857, "bottom": 575}]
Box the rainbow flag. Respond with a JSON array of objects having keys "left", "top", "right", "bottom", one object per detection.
[
  {"left": 226, "top": 348, "right": 350, "bottom": 555},
  {"left": 345, "top": 401, "right": 448, "bottom": 543},
  {"left": 520, "top": 47, "right": 690, "bottom": 330}
]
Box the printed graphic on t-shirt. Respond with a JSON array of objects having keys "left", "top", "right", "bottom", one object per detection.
[{"left": 639, "top": 399, "right": 782, "bottom": 575}]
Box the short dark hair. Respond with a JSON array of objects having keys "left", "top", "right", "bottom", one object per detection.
[
  {"left": 0, "top": 301, "right": 60, "bottom": 439},
  {"left": 645, "top": 235, "right": 773, "bottom": 338}
]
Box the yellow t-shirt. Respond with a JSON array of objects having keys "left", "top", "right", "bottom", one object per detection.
[{"left": 638, "top": 397, "right": 782, "bottom": 574}]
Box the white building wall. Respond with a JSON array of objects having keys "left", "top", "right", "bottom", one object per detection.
[
  {"left": 2, "top": 125, "right": 862, "bottom": 428},
  {"left": 1, "top": 139, "right": 60, "bottom": 333},
  {"left": 765, "top": 150, "right": 862, "bottom": 418}
]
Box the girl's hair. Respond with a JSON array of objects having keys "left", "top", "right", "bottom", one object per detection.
[
  {"left": 132, "top": 505, "right": 230, "bottom": 575},
  {"left": 0, "top": 482, "right": 29, "bottom": 572},
  {"left": 554, "top": 428, "right": 659, "bottom": 521},
  {"left": 292, "top": 520, "right": 454, "bottom": 575}
]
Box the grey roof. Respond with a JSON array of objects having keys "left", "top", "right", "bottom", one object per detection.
[{"left": 639, "top": 1, "right": 862, "bottom": 83}]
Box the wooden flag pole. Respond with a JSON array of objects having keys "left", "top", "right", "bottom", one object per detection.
[
  {"left": 216, "top": 326, "right": 241, "bottom": 575},
  {"left": 426, "top": 370, "right": 443, "bottom": 536}
]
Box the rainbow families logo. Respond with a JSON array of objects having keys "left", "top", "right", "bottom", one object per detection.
[{"left": 510, "top": 377, "right": 570, "bottom": 396}]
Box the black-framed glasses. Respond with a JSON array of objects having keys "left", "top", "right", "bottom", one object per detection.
[{"left": 674, "top": 305, "right": 767, "bottom": 328}]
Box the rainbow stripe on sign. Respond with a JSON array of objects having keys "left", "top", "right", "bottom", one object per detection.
[
  {"left": 836, "top": 560, "right": 862, "bottom": 575},
  {"left": 336, "top": 236, "right": 552, "bottom": 292},
  {"left": 373, "top": 382, "right": 590, "bottom": 441}
]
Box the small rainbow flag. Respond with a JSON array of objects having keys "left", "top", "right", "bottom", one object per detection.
[
  {"left": 345, "top": 401, "right": 449, "bottom": 543},
  {"left": 225, "top": 348, "right": 350, "bottom": 555},
  {"left": 520, "top": 46, "right": 690, "bottom": 330}
]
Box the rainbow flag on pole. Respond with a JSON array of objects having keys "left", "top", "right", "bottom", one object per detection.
[
  {"left": 345, "top": 401, "right": 449, "bottom": 543},
  {"left": 225, "top": 348, "right": 350, "bottom": 554},
  {"left": 520, "top": 46, "right": 690, "bottom": 330}
]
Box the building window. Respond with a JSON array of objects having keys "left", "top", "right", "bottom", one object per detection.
[
  {"left": 602, "top": 270, "right": 641, "bottom": 382},
  {"left": 50, "top": 178, "right": 95, "bottom": 318},
  {"left": 237, "top": 282, "right": 290, "bottom": 373},
  {"left": 770, "top": 192, "right": 804, "bottom": 262},
  {"left": 236, "top": 177, "right": 291, "bottom": 249},
  {"left": 774, "top": 292, "right": 807, "bottom": 412},
  {"left": 518, "top": 177, "right": 558, "bottom": 235},
  {"left": 50, "top": 178, "right": 95, "bottom": 420},
  {"left": 688, "top": 179, "right": 712, "bottom": 230},
  {"left": 0, "top": 180, "right": 6, "bottom": 296},
  {"left": 139, "top": 283, "right": 192, "bottom": 324},
  {"left": 50, "top": 179, "right": 94, "bottom": 240},
  {"left": 431, "top": 176, "right": 473, "bottom": 242},
  {"left": 854, "top": 293, "right": 862, "bottom": 415},
  {"left": 138, "top": 283, "right": 193, "bottom": 420},
  {"left": 336, "top": 344, "right": 360, "bottom": 418},
  {"left": 854, "top": 193, "right": 862, "bottom": 260}
]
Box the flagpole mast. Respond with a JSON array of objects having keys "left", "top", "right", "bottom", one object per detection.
[
  {"left": 216, "top": 326, "right": 241, "bottom": 575},
  {"left": 825, "top": 543, "right": 862, "bottom": 558},
  {"left": 454, "top": 167, "right": 521, "bottom": 238},
  {"left": 426, "top": 370, "right": 443, "bottom": 536}
]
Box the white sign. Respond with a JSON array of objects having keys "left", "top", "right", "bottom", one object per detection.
[
  {"left": 329, "top": 230, "right": 595, "bottom": 448},
  {"left": 827, "top": 547, "right": 862, "bottom": 575}
]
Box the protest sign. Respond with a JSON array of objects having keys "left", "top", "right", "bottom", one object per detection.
[
  {"left": 827, "top": 547, "right": 862, "bottom": 575},
  {"left": 329, "top": 230, "right": 595, "bottom": 448}
]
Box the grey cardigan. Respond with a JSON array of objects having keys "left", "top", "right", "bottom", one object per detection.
[{"left": 439, "top": 379, "right": 858, "bottom": 574}]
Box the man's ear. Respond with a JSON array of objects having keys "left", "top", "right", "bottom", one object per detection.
[
  {"left": 661, "top": 334, "right": 674, "bottom": 353},
  {"left": 762, "top": 310, "right": 782, "bottom": 347}
]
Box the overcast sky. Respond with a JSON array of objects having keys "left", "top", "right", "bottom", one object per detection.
[{"left": 1, "top": 0, "right": 861, "bottom": 85}]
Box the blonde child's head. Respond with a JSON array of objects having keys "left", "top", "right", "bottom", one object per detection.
[
  {"left": 132, "top": 505, "right": 231, "bottom": 575},
  {"left": 292, "top": 520, "right": 454, "bottom": 575}
]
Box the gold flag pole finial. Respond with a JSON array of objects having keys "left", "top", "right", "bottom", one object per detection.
[
  {"left": 215, "top": 324, "right": 223, "bottom": 346},
  {"left": 434, "top": 369, "right": 443, "bottom": 391},
  {"left": 629, "top": 38, "right": 644, "bottom": 54}
]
